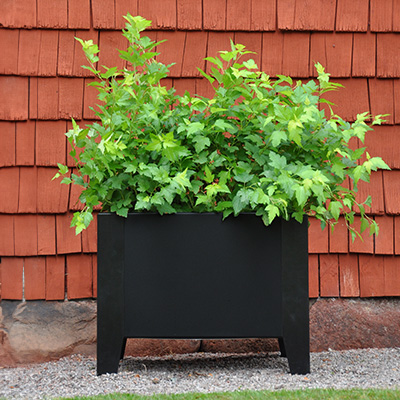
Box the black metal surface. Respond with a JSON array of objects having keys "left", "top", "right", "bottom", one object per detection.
[
  {"left": 97, "top": 214, "right": 125, "bottom": 375},
  {"left": 281, "top": 218, "right": 310, "bottom": 374},
  {"left": 97, "top": 213, "right": 310, "bottom": 375}
]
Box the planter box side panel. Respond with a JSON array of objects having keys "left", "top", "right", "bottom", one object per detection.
[{"left": 123, "top": 213, "right": 283, "bottom": 338}]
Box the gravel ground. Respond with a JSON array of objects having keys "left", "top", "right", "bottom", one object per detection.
[{"left": 0, "top": 348, "right": 399, "bottom": 399}]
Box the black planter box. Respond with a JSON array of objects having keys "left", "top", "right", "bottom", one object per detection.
[{"left": 97, "top": 213, "right": 310, "bottom": 375}]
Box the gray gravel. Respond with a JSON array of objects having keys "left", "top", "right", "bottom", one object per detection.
[{"left": 0, "top": 348, "right": 399, "bottom": 399}]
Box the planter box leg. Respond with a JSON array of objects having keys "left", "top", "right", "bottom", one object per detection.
[
  {"left": 278, "top": 337, "right": 286, "bottom": 357},
  {"left": 280, "top": 334, "right": 310, "bottom": 375},
  {"left": 97, "top": 335, "right": 126, "bottom": 375},
  {"left": 281, "top": 219, "right": 310, "bottom": 375}
]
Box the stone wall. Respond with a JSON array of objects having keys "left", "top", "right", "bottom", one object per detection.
[{"left": 1, "top": 298, "right": 399, "bottom": 366}]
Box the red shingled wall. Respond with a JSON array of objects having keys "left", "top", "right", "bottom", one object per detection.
[{"left": 0, "top": 0, "right": 399, "bottom": 301}]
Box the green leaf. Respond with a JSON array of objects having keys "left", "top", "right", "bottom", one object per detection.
[
  {"left": 329, "top": 201, "right": 342, "bottom": 220},
  {"left": 193, "top": 136, "right": 210, "bottom": 153},
  {"left": 270, "top": 130, "right": 287, "bottom": 147},
  {"left": 204, "top": 165, "right": 214, "bottom": 184},
  {"left": 360, "top": 217, "right": 369, "bottom": 234},
  {"left": 233, "top": 172, "right": 254, "bottom": 183},
  {"left": 268, "top": 152, "right": 287, "bottom": 170},
  {"left": 266, "top": 204, "right": 279, "bottom": 223},
  {"left": 61, "top": 177, "right": 72, "bottom": 185},
  {"left": 294, "top": 185, "right": 308, "bottom": 208}
]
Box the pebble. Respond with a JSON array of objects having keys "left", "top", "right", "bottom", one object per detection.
[{"left": 0, "top": 348, "right": 399, "bottom": 399}]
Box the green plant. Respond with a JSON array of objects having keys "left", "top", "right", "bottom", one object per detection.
[{"left": 54, "top": 14, "right": 389, "bottom": 238}]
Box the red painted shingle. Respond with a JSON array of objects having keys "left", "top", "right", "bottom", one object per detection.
[
  {"left": 251, "top": 0, "right": 276, "bottom": 31},
  {"left": 336, "top": 0, "right": 368, "bottom": 32},
  {"left": 17, "top": 30, "right": 41, "bottom": 76},
  {"left": 352, "top": 33, "right": 376, "bottom": 77},
  {"left": 46, "top": 256, "right": 65, "bottom": 300},
  {"left": 377, "top": 34, "right": 400, "bottom": 78},
  {"left": 226, "top": 0, "right": 250, "bottom": 30},
  {"left": 364, "top": 126, "right": 400, "bottom": 170},
  {"left": 0, "top": 168, "right": 19, "bottom": 213},
  {"left": 394, "top": 80, "right": 400, "bottom": 124},
  {"left": 308, "top": 254, "right": 319, "bottom": 298},
  {"left": 38, "top": 215, "right": 56, "bottom": 255},
  {"left": 383, "top": 256, "right": 400, "bottom": 296},
  {"left": 18, "top": 167, "right": 37, "bottom": 213},
  {"left": 383, "top": 171, "right": 400, "bottom": 215},
  {"left": 73, "top": 30, "right": 100, "bottom": 77},
  {"left": 66, "top": 120, "right": 92, "bottom": 167},
  {"left": 206, "top": 32, "right": 233, "bottom": 75},
  {"left": 116, "top": 0, "right": 139, "bottom": 29},
  {"left": 177, "top": 0, "right": 202, "bottom": 30},
  {"left": 308, "top": 217, "right": 329, "bottom": 254},
  {"left": 339, "top": 254, "right": 360, "bottom": 297},
  {"left": 393, "top": 3, "right": 400, "bottom": 32},
  {"left": 157, "top": 31, "right": 186, "bottom": 78},
  {"left": 92, "top": 0, "right": 115, "bottom": 29},
  {"left": 138, "top": 0, "right": 176, "bottom": 29},
  {"left": 0, "top": 257, "right": 23, "bottom": 300},
  {"left": 37, "top": 0, "right": 67, "bottom": 28},
  {"left": 368, "top": 79, "right": 394, "bottom": 125},
  {"left": 277, "top": 0, "right": 295, "bottom": 30},
  {"left": 370, "top": 0, "right": 393, "bottom": 32},
  {"left": 29, "top": 78, "right": 38, "bottom": 120},
  {"left": 203, "top": 0, "right": 226, "bottom": 30},
  {"left": 181, "top": 32, "right": 207, "bottom": 77},
  {"left": 329, "top": 217, "right": 349, "bottom": 253},
  {"left": 37, "top": 167, "right": 70, "bottom": 213},
  {"left": 195, "top": 78, "right": 215, "bottom": 99},
  {"left": 0, "top": 122, "right": 16, "bottom": 167},
  {"left": 261, "top": 32, "right": 284, "bottom": 77},
  {"left": 38, "top": 31, "right": 59, "bottom": 77},
  {"left": 58, "top": 78, "right": 84, "bottom": 120},
  {"left": 0, "top": 77, "right": 28, "bottom": 120},
  {"left": 98, "top": 30, "right": 127, "bottom": 71},
  {"left": 92, "top": 254, "right": 98, "bottom": 297},
  {"left": 282, "top": 33, "right": 310, "bottom": 77},
  {"left": 234, "top": 33, "right": 262, "bottom": 68},
  {"left": 374, "top": 215, "right": 394, "bottom": 255},
  {"left": 0, "top": 215, "right": 14, "bottom": 256},
  {"left": 349, "top": 216, "right": 374, "bottom": 254},
  {"left": 69, "top": 171, "right": 85, "bottom": 211},
  {"left": 359, "top": 255, "right": 385, "bottom": 297},
  {"left": 0, "top": 0, "right": 36, "bottom": 29},
  {"left": 173, "top": 79, "right": 196, "bottom": 97},
  {"left": 16, "top": 121, "right": 35, "bottom": 166},
  {"left": 14, "top": 215, "right": 38, "bottom": 256},
  {"left": 353, "top": 171, "right": 385, "bottom": 215},
  {"left": 56, "top": 213, "right": 82, "bottom": 254},
  {"left": 162, "top": 78, "right": 173, "bottom": 91},
  {"left": 310, "top": 33, "right": 353, "bottom": 78},
  {"left": 83, "top": 79, "right": 101, "bottom": 120},
  {"left": 58, "top": 31, "right": 76, "bottom": 77},
  {"left": 67, "top": 254, "right": 93, "bottom": 299},
  {"left": 395, "top": 217, "right": 400, "bottom": 255},
  {"left": 0, "top": 29, "right": 19, "bottom": 75},
  {"left": 82, "top": 213, "right": 98, "bottom": 253},
  {"left": 319, "top": 254, "right": 339, "bottom": 297},
  {"left": 36, "top": 121, "right": 67, "bottom": 166},
  {"left": 320, "top": 79, "right": 369, "bottom": 122},
  {"left": 24, "top": 257, "right": 46, "bottom": 300},
  {"left": 37, "top": 78, "right": 59, "bottom": 120},
  {"left": 278, "top": 0, "right": 336, "bottom": 31},
  {"left": 68, "top": 0, "right": 91, "bottom": 29}
]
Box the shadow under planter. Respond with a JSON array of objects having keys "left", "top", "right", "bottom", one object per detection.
[{"left": 97, "top": 213, "right": 310, "bottom": 375}]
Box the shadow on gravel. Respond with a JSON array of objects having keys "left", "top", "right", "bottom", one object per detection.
[{"left": 119, "top": 352, "right": 289, "bottom": 375}]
